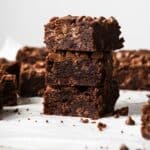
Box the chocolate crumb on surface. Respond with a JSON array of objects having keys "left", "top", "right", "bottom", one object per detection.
[
  {"left": 120, "top": 144, "right": 129, "bottom": 150},
  {"left": 27, "top": 118, "right": 30, "bottom": 120},
  {"left": 114, "top": 107, "right": 129, "bottom": 116},
  {"left": 60, "top": 120, "right": 63, "bottom": 123},
  {"left": 26, "top": 108, "right": 29, "bottom": 111},
  {"left": 14, "top": 108, "right": 19, "bottom": 113},
  {"left": 121, "top": 130, "right": 124, "bottom": 134},
  {"left": 97, "top": 122, "right": 107, "bottom": 131},
  {"left": 46, "top": 120, "right": 49, "bottom": 123},
  {"left": 125, "top": 116, "right": 135, "bottom": 125},
  {"left": 91, "top": 121, "right": 96, "bottom": 124},
  {"left": 80, "top": 118, "right": 89, "bottom": 123}
]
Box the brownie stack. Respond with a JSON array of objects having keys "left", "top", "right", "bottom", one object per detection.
[
  {"left": 0, "top": 59, "right": 18, "bottom": 106},
  {"left": 44, "top": 15, "right": 124, "bottom": 119}
]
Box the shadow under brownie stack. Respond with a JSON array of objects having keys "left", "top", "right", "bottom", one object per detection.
[{"left": 43, "top": 15, "right": 124, "bottom": 119}]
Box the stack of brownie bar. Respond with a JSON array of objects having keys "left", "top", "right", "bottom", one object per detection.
[
  {"left": 43, "top": 15, "right": 124, "bottom": 119},
  {"left": 0, "top": 59, "right": 19, "bottom": 106},
  {"left": 141, "top": 100, "right": 150, "bottom": 139},
  {"left": 113, "top": 50, "right": 150, "bottom": 90},
  {"left": 16, "top": 46, "right": 49, "bottom": 97}
]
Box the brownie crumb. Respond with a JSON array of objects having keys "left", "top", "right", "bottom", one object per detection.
[
  {"left": 17, "top": 112, "right": 21, "bottom": 115},
  {"left": 35, "top": 120, "right": 37, "bottom": 123},
  {"left": 125, "top": 116, "right": 135, "bottom": 125},
  {"left": 27, "top": 118, "right": 30, "bottom": 120},
  {"left": 73, "top": 124, "right": 76, "bottom": 127},
  {"left": 114, "top": 113, "right": 120, "bottom": 118},
  {"left": 121, "top": 130, "right": 124, "bottom": 134},
  {"left": 60, "top": 120, "right": 63, "bottom": 123},
  {"left": 91, "top": 121, "right": 96, "bottom": 124},
  {"left": 46, "top": 120, "right": 49, "bottom": 123},
  {"left": 97, "top": 122, "right": 107, "bottom": 131},
  {"left": 14, "top": 109, "right": 19, "bottom": 113},
  {"left": 120, "top": 144, "right": 129, "bottom": 150},
  {"left": 26, "top": 108, "right": 29, "bottom": 111},
  {"left": 114, "top": 107, "right": 129, "bottom": 116},
  {"left": 80, "top": 118, "right": 89, "bottom": 123}
]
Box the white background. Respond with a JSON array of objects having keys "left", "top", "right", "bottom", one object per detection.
[{"left": 0, "top": 0, "right": 150, "bottom": 49}]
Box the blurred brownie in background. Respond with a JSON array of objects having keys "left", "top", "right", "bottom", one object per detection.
[
  {"left": 141, "top": 100, "right": 150, "bottom": 140},
  {"left": 0, "top": 58, "right": 20, "bottom": 84},
  {"left": 16, "top": 46, "right": 49, "bottom": 64},
  {"left": 113, "top": 50, "right": 150, "bottom": 90},
  {"left": 16, "top": 46, "right": 49, "bottom": 97},
  {"left": 19, "top": 61, "right": 45, "bottom": 97},
  {"left": 44, "top": 15, "right": 124, "bottom": 52},
  {"left": 0, "top": 70, "right": 17, "bottom": 106}
]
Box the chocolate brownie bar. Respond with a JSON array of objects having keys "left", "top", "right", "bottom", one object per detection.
[
  {"left": 44, "top": 80, "right": 119, "bottom": 119},
  {"left": 0, "top": 70, "right": 17, "bottom": 106},
  {"left": 46, "top": 51, "right": 112, "bottom": 86},
  {"left": 141, "top": 100, "right": 150, "bottom": 140},
  {"left": 19, "top": 61, "right": 45, "bottom": 97},
  {"left": 16, "top": 46, "right": 49, "bottom": 64},
  {"left": 113, "top": 50, "right": 150, "bottom": 90},
  {"left": 44, "top": 15, "right": 124, "bottom": 52},
  {"left": 0, "top": 58, "right": 20, "bottom": 84}
]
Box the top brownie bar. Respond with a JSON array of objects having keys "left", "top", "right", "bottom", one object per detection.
[
  {"left": 16, "top": 46, "right": 49, "bottom": 64},
  {"left": 44, "top": 15, "right": 124, "bottom": 52}
]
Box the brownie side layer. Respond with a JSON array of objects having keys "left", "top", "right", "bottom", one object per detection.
[
  {"left": 46, "top": 51, "right": 112, "bottom": 87},
  {"left": 19, "top": 62, "right": 45, "bottom": 97},
  {"left": 16, "top": 46, "right": 49, "bottom": 64},
  {"left": 141, "top": 101, "right": 150, "bottom": 140},
  {"left": 43, "top": 81, "right": 119, "bottom": 119},
  {"left": 44, "top": 15, "right": 124, "bottom": 52},
  {"left": 113, "top": 50, "right": 150, "bottom": 90}
]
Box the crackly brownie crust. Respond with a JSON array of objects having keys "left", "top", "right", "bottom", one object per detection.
[
  {"left": 113, "top": 50, "right": 150, "bottom": 90},
  {"left": 16, "top": 46, "right": 49, "bottom": 64},
  {"left": 44, "top": 15, "right": 124, "bottom": 52},
  {"left": 141, "top": 101, "right": 150, "bottom": 140},
  {"left": 46, "top": 51, "right": 112, "bottom": 86},
  {"left": 44, "top": 80, "right": 119, "bottom": 119},
  {"left": 0, "top": 70, "right": 17, "bottom": 106},
  {"left": 19, "top": 61, "right": 45, "bottom": 97}
]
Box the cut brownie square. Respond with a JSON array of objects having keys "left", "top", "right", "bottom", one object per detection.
[
  {"left": 16, "top": 46, "right": 49, "bottom": 64},
  {"left": 19, "top": 61, "right": 45, "bottom": 97},
  {"left": 46, "top": 51, "right": 112, "bottom": 86},
  {"left": 44, "top": 80, "right": 119, "bottom": 119},
  {"left": 44, "top": 15, "right": 124, "bottom": 52},
  {"left": 0, "top": 58, "right": 20, "bottom": 85},
  {"left": 113, "top": 50, "right": 150, "bottom": 90},
  {"left": 0, "top": 70, "right": 17, "bottom": 106},
  {"left": 141, "top": 100, "right": 150, "bottom": 140}
]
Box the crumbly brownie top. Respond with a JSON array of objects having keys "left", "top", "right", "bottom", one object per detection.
[
  {"left": 113, "top": 50, "right": 150, "bottom": 69},
  {"left": 16, "top": 46, "right": 49, "bottom": 63},
  {"left": 44, "top": 15, "right": 124, "bottom": 52}
]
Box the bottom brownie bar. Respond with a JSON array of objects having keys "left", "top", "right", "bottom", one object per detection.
[
  {"left": 44, "top": 81, "right": 119, "bottom": 119},
  {"left": 19, "top": 61, "right": 45, "bottom": 97},
  {"left": 141, "top": 100, "right": 150, "bottom": 140},
  {"left": 0, "top": 70, "right": 17, "bottom": 106}
]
